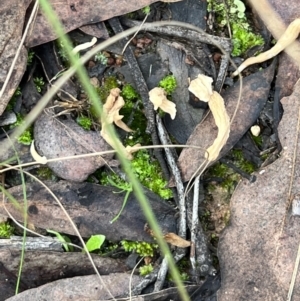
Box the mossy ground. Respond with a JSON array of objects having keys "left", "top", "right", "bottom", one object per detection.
[
  {"left": 95, "top": 75, "right": 173, "bottom": 200},
  {"left": 201, "top": 148, "right": 257, "bottom": 242},
  {"left": 207, "top": 0, "right": 264, "bottom": 56}
]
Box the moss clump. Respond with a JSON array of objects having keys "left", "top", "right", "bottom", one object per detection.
[
  {"left": 231, "top": 23, "right": 264, "bottom": 57},
  {"left": 33, "top": 77, "right": 45, "bottom": 93},
  {"left": 131, "top": 150, "right": 173, "bottom": 199},
  {"left": 76, "top": 116, "right": 93, "bottom": 130},
  {"left": 251, "top": 133, "right": 263, "bottom": 148},
  {"left": 231, "top": 149, "right": 256, "bottom": 173},
  {"left": 10, "top": 114, "right": 33, "bottom": 145},
  {"left": 159, "top": 75, "right": 177, "bottom": 95},
  {"left": 27, "top": 50, "right": 35, "bottom": 66},
  {"left": 207, "top": 0, "right": 264, "bottom": 56},
  {"left": 96, "top": 76, "right": 119, "bottom": 102},
  {"left": 100, "top": 150, "right": 173, "bottom": 200},
  {"left": 94, "top": 52, "right": 108, "bottom": 65},
  {"left": 37, "top": 167, "right": 55, "bottom": 180},
  {"left": 139, "top": 264, "right": 153, "bottom": 276},
  {"left": 121, "top": 84, "right": 139, "bottom": 101},
  {"left": 0, "top": 222, "right": 14, "bottom": 238},
  {"left": 121, "top": 240, "right": 158, "bottom": 257},
  {"left": 207, "top": 148, "right": 256, "bottom": 193}
]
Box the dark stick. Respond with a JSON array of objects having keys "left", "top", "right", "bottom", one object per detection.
[
  {"left": 121, "top": 18, "right": 232, "bottom": 53},
  {"left": 273, "top": 86, "right": 283, "bottom": 153},
  {"left": 219, "top": 157, "right": 256, "bottom": 183}
]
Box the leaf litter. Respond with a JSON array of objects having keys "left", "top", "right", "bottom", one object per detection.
[
  {"left": 175, "top": 63, "right": 275, "bottom": 184},
  {"left": 218, "top": 79, "right": 300, "bottom": 300},
  {"left": 2, "top": 0, "right": 300, "bottom": 298}
]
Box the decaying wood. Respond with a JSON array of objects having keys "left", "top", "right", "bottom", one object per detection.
[
  {"left": 0, "top": 249, "right": 128, "bottom": 289},
  {"left": 0, "top": 236, "right": 62, "bottom": 252},
  {"left": 6, "top": 273, "right": 142, "bottom": 301}
]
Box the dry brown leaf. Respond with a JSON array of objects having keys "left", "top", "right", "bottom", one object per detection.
[
  {"left": 174, "top": 64, "right": 275, "bottom": 185},
  {"left": 189, "top": 75, "right": 230, "bottom": 162},
  {"left": 6, "top": 273, "right": 142, "bottom": 301},
  {"left": 0, "top": 181, "right": 177, "bottom": 242},
  {"left": 149, "top": 87, "right": 177, "bottom": 119},
  {"left": 0, "top": 0, "right": 30, "bottom": 115},
  {"left": 217, "top": 79, "right": 300, "bottom": 301},
  {"left": 163, "top": 232, "right": 191, "bottom": 248},
  {"left": 26, "top": 0, "right": 169, "bottom": 47},
  {"left": 34, "top": 111, "right": 114, "bottom": 182}
]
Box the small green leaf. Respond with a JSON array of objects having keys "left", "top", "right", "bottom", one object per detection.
[{"left": 84, "top": 235, "right": 106, "bottom": 252}]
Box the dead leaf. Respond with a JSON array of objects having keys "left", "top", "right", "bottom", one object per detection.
[
  {"left": 0, "top": 181, "right": 176, "bottom": 242},
  {"left": 163, "top": 232, "right": 191, "bottom": 248},
  {"left": 174, "top": 64, "right": 275, "bottom": 184},
  {"left": 0, "top": 249, "right": 127, "bottom": 290},
  {"left": 6, "top": 273, "right": 142, "bottom": 301},
  {"left": 217, "top": 79, "right": 300, "bottom": 300},
  {"left": 0, "top": 0, "right": 31, "bottom": 115},
  {"left": 26, "top": 0, "right": 167, "bottom": 47},
  {"left": 149, "top": 87, "right": 177, "bottom": 119},
  {"left": 34, "top": 110, "right": 114, "bottom": 182}
]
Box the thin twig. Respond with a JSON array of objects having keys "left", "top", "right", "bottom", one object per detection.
[
  {"left": 122, "top": 13, "right": 149, "bottom": 55},
  {"left": 121, "top": 18, "right": 232, "bottom": 53},
  {"left": 190, "top": 175, "right": 200, "bottom": 273},
  {"left": 287, "top": 242, "right": 300, "bottom": 301},
  {"left": 156, "top": 116, "right": 186, "bottom": 237}
]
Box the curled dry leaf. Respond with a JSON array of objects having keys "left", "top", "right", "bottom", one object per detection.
[
  {"left": 189, "top": 75, "right": 230, "bottom": 162},
  {"left": 149, "top": 87, "right": 177, "bottom": 120},
  {"left": 163, "top": 232, "right": 191, "bottom": 248},
  {"left": 101, "top": 88, "right": 135, "bottom": 160},
  {"left": 145, "top": 226, "right": 190, "bottom": 248}
]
